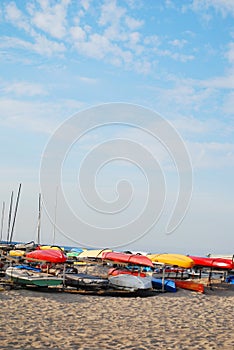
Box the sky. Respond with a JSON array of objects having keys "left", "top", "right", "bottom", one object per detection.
[{"left": 0, "top": 0, "right": 234, "bottom": 255}]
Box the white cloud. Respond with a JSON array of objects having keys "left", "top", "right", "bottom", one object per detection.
[
  {"left": 225, "top": 41, "right": 234, "bottom": 64},
  {"left": 188, "top": 141, "right": 234, "bottom": 169},
  {"left": 78, "top": 76, "right": 98, "bottom": 84},
  {"left": 125, "top": 16, "right": 144, "bottom": 30},
  {"left": 98, "top": 0, "right": 126, "bottom": 27},
  {"left": 169, "top": 39, "right": 187, "bottom": 48},
  {"left": 5, "top": 1, "right": 30, "bottom": 32},
  {"left": 0, "top": 97, "right": 85, "bottom": 134},
  {"left": 70, "top": 26, "right": 86, "bottom": 41},
  {"left": 30, "top": 0, "right": 71, "bottom": 39},
  {"left": 189, "top": 0, "right": 234, "bottom": 17},
  {"left": 1, "top": 81, "right": 48, "bottom": 97}
]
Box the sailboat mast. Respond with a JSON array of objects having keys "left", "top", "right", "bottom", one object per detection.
[
  {"left": 37, "top": 193, "right": 42, "bottom": 245},
  {"left": 6, "top": 191, "right": 13, "bottom": 243},
  {"left": 0, "top": 201, "right": 5, "bottom": 242},
  {"left": 10, "top": 183, "right": 22, "bottom": 243}
]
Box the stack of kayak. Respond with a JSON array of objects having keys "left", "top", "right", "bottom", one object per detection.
[{"left": 2, "top": 241, "right": 233, "bottom": 295}]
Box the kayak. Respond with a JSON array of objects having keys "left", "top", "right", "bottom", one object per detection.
[
  {"left": 77, "top": 249, "right": 112, "bottom": 259},
  {"left": 9, "top": 250, "right": 25, "bottom": 257},
  {"left": 174, "top": 279, "right": 205, "bottom": 293},
  {"left": 147, "top": 254, "right": 194, "bottom": 269},
  {"left": 108, "top": 267, "right": 147, "bottom": 278},
  {"left": 225, "top": 275, "right": 234, "bottom": 284},
  {"left": 38, "top": 245, "right": 64, "bottom": 251},
  {"left": 151, "top": 277, "right": 177, "bottom": 293},
  {"left": 26, "top": 249, "right": 67, "bottom": 263},
  {"left": 189, "top": 256, "right": 234, "bottom": 270},
  {"left": 102, "top": 251, "right": 154, "bottom": 268}
]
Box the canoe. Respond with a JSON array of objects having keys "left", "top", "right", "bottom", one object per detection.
[
  {"left": 151, "top": 277, "right": 177, "bottom": 293},
  {"left": 108, "top": 274, "right": 152, "bottom": 291},
  {"left": 26, "top": 249, "right": 67, "bottom": 263},
  {"left": 102, "top": 251, "right": 154, "bottom": 268},
  {"left": 77, "top": 249, "right": 112, "bottom": 259},
  {"left": 174, "top": 279, "right": 205, "bottom": 293},
  {"left": 147, "top": 254, "right": 194, "bottom": 269},
  {"left": 189, "top": 256, "right": 234, "bottom": 270},
  {"left": 6, "top": 266, "right": 63, "bottom": 287},
  {"left": 64, "top": 272, "right": 109, "bottom": 290}
]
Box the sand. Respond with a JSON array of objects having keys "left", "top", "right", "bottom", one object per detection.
[{"left": 0, "top": 283, "right": 233, "bottom": 350}]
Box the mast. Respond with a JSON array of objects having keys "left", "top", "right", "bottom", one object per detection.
[
  {"left": 10, "top": 183, "right": 22, "bottom": 243},
  {"left": 37, "top": 193, "right": 42, "bottom": 245},
  {"left": 0, "top": 201, "right": 5, "bottom": 242},
  {"left": 6, "top": 191, "right": 13, "bottom": 243}
]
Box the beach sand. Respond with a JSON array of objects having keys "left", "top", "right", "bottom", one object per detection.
[{"left": 0, "top": 283, "right": 233, "bottom": 350}]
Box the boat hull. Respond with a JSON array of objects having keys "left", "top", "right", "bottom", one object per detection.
[
  {"left": 6, "top": 267, "right": 63, "bottom": 287},
  {"left": 102, "top": 252, "right": 154, "bottom": 268},
  {"left": 174, "top": 279, "right": 205, "bottom": 293},
  {"left": 147, "top": 254, "right": 194, "bottom": 269},
  {"left": 26, "top": 249, "right": 67, "bottom": 263},
  {"left": 64, "top": 273, "right": 109, "bottom": 290},
  {"left": 109, "top": 274, "right": 152, "bottom": 291},
  {"left": 151, "top": 277, "right": 177, "bottom": 292},
  {"left": 189, "top": 256, "right": 234, "bottom": 270}
]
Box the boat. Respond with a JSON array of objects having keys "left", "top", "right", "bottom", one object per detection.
[
  {"left": 38, "top": 245, "right": 64, "bottom": 251},
  {"left": 77, "top": 249, "right": 112, "bottom": 260},
  {"left": 26, "top": 249, "right": 67, "bottom": 263},
  {"left": 147, "top": 254, "right": 194, "bottom": 269},
  {"left": 108, "top": 274, "right": 152, "bottom": 291},
  {"left": 66, "top": 248, "right": 86, "bottom": 258},
  {"left": 151, "top": 277, "right": 177, "bottom": 293},
  {"left": 9, "top": 250, "right": 25, "bottom": 257},
  {"left": 6, "top": 266, "right": 63, "bottom": 287},
  {"left": 14, "top": 241, "right": 35, "bottom": 250},
  {"left": 174, "top": 279, "right": 205, "bottom": 293},
  {"left": 63, "top": 271, "right": 109, "bottom": 290},
  {"left": 102, "top": 251, "right": 154, "bottom": 268},
  {"left": 189, "top": 256, "right": 234, "bottom": 270},
  {"left": 108, "top": 267, "right": 147, "bottom": 278}
]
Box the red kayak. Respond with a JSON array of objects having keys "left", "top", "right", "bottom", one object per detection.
[
  {"left": 189, "top": 256, "right": 233, "bottom": 270},
  {"left": 108, "top": 267, "right": 147, "bottom": 277},
  {"left": 102, "top": 251, "right": 154, "bottom": 268},
  {"left": 26, "top": 249, "right": 67, "bottom": 263}
]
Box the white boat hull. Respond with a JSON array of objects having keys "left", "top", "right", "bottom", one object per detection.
[{"left": 109, "top": 274, "right": 152, "bottom": 291}]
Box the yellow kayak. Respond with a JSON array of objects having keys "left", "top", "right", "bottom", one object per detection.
[
  {"left": 9, "top": 250, "right": 25, "bottom": 257},
  {"left": 77, "top": 249, "right": 112, "bottom": 259},
  {"left": 147, "top": 254, "right": 194, "bottom": 269},
  {"left": 39, "top": 245, "right": 64, "bottom": 251}
]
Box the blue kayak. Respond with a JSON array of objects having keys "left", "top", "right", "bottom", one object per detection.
[
  {"left": 226, "top": 275, "right": 234, "bottom": 284},
  {"left": 152, "top": 277, "right": 177, "bottom": 292}
]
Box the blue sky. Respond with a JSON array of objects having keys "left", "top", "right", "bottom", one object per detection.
[{"left": 0, "top": 0, "right": 234, "bottom": 254}]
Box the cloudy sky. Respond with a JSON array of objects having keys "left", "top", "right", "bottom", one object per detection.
[{"left": 0, "top": 0, "right": 234, "bottom": 255}]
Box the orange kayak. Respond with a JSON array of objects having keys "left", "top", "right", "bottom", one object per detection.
[{"left": 175, "top": 280, "right": 205, "bottom": 293}]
